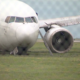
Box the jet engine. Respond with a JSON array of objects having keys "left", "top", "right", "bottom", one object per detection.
[{"left": 44, "top": 26, "right": 73, "bottom": 53}]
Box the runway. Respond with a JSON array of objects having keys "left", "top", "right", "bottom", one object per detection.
[
  {"left": 74, "top": 39, "right": 80, "bottom": 42},
  {"left": 37, "top": 39, "right": 80, "bottom": 42}
]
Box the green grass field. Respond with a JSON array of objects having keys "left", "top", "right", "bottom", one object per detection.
[{"left": 0, "top": 42, "right": 80, "bottom": 80}]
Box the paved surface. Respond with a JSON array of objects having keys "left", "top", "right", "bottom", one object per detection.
[
  {"left": 74, "top": 39, "right": 80, "bottom": 42},
  {"left": 37, "top": 39, "right": 80, "bottom": 42}
]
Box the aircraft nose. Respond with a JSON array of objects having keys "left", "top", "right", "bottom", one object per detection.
[
  {"left": 18, "top": 23, "right": 39, "bottom": 47},
  {"left": 22, "top": 23, "right": 39, "bottom": 35},
  {"left": 8, "top": 23, "right": 39, "bottom": 35},
  {"left": 6, "top": 23, "right": 39, "bottom": 49}
]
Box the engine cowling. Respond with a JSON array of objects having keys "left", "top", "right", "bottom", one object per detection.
[{"left": 44, "top": 27, "right": 73, "bottom": 53}]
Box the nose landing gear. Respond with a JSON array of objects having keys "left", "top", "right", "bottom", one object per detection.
[
  {"left": 10, "top": 47, "right": 29, "bottom": 55},
  {"left": 17, "top": 47, "right": 29, "bottom": 55}
]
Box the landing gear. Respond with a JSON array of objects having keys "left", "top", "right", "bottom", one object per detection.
[
  {"left": 10, "top": 47, "right": 28, "bottom": 55},
  {"left": 10, "top": 47, "right": 18, "bottom": 55},
  {"left": 17, "top": 47, "right": 28, "bottom": 55}
]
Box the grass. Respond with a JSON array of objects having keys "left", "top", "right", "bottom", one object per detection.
[{"left": 0, "top": 42, "right": 80, "bottom": 80}]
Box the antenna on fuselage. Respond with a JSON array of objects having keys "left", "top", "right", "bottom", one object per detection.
[{"left": 36, "top": 12, "right": 38, "bottom": 16}]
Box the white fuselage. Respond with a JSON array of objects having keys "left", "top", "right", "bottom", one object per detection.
[{"left": 0, "top": 0, "right": 39, "bottom": 51}]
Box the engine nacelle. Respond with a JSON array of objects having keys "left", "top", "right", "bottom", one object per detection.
[{"left": 44, "top": 27, "right": 73, "bottom": 53}]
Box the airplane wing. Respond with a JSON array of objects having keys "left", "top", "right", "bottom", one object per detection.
[
  {"left": 39, "top": 16, "right": 80, "bottom": 28},
  {"left": 38, "top": 15, "right": 80, "bottom": 54}
]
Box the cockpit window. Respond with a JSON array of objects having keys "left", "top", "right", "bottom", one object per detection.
[
  {"left": 25, "top": 17, "right": 32, "bottom": 23},
  {"left": 5, "top": 16, "right": 38, "bottom": 23},
  {"left": 5, "top": 16, "right": 10, "bottom": 23},
  {"left": 15, "top": 17, "right": 24, "bottom": 23},
  {"left": 25, "top": 17, "right": 38, "bottom": 23},
  {"left": 5, "top": 16, "right": 15, "bottom": 23},
  {"left": 9, "top": 16, "right": 15, "bottom": 23},
  {"left": 31, "top": 17, "right": 38, "bottom": 23}
]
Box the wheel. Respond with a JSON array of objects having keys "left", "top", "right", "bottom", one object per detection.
[
  {"left": 17, "top": 47, "right": 23, "bottom": 55},
  {"left": 17, "top": 47, "right": 28, "bottom": 55}
]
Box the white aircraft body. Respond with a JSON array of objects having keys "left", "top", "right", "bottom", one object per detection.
[{"left": 0, "top": 0, "right": 80, "bottom": 55}]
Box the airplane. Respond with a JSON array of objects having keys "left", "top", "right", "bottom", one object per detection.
[{"left": 0, "top": 0, "right": 80, "bottom": 55}]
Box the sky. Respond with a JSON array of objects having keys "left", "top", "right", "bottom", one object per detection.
[{"left": 20, "top": 0, "right": 80, "bottom": 38}]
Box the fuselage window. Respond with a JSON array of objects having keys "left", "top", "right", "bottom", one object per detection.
[
  {"left": 9, "top": 16, "right": 15, "bottom": 23},
  {"left": 15, "top": 17, "right": 24, "bottom": 23}
]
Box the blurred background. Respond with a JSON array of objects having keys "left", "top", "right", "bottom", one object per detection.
[{"left": 20, "top": 0, "right": 80, "bottom": 39}]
